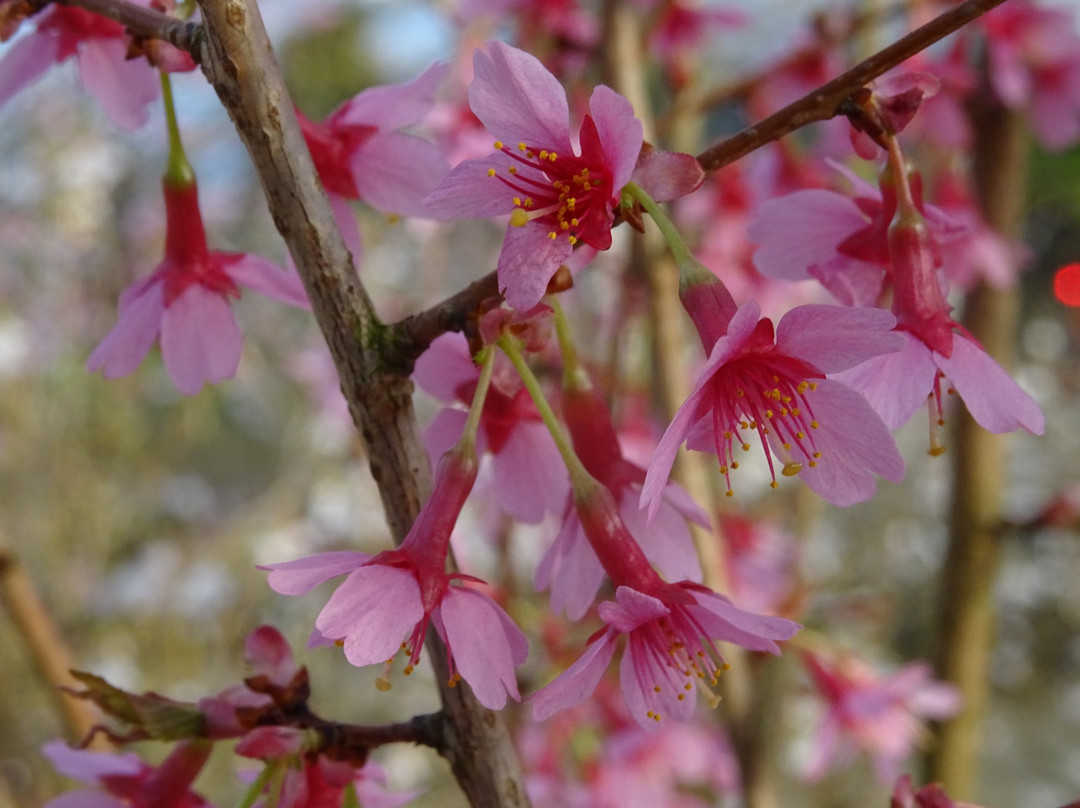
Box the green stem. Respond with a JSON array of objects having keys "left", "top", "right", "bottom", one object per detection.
[
  {"left": 160, "top": 71, "right": 195, "bottom": 187},
  {"left": 549, "top": 298, "right": 588, "bottom": 391},
  {"left": 458, "top": 347, "right": 495, "bottom": 455},
  {"left": 622, "top": 181, "right": 713, "bottom": 289},
  {"left": 497, "top": 335, "right": 593, "bottom": 489},
  {"left": 232, "top": 762, "right": 276, "bottom": 808}
]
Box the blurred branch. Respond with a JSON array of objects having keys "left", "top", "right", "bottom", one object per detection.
[
  {"left": 189, "top": 2, "right": 531, "bottom": 807},
  {"left": 0, "top": 533, "right": 108, "bottom": 749},
  {"left": 46, "top": 0, "right": 202, "bottom": 54},
  {"left": 695, "top": 0, "right": 1008, "bottom": 173}
]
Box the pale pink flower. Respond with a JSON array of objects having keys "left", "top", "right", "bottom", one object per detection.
[
  {"left": 236, "top": 727, "right": 418, "bottom": 808},
  {"left": 640, "top": 298, "right": 906, "bottom": 510},
  {"left": 86, "top": 181, "right": 309, "bottom": 395},
  {"left": 981, "top": 0, "right": 1080, "bottom": 151},
  {"left": 262, "top": 446, "right": 528, "bottom": 711},
  {"left": 720, "top": 513, "right": 798, "bottom": 616},
  {"left": 802, "top": 652, "right": 961, "bottom": 784},
  {"left": 415, "top": 332, "right": 569, "bottom": 523},
  {"left": 42, "top": 739, "right": 212, "bottom": 808},
  {"left": 0, "top": 3, "right": 191, "bottom": 130},
  {"left": 425, "top": 40, "right": 700, "bottom": 309},
  {"left": 537, "top": 380, "right": 707, "bottom": 620}
]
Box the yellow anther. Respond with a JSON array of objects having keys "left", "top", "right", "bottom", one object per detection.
[
  {"left": 510, "top": 209, "right": 529, "bottom": 227},
  {"left": 493, "top": 140, "right": 504, "bottom": 150},
  {"left": 539, "top": 150, "right": 548, "bottom": 160},
  {"left": 782, "top": 461, "right": 803, "bottom": 477},
  {"left": 560, "top": 221, "right": 569, "bottom": 230},
  {"left": 770, "top": 481, "right": 779, "bottom": 489},
  {"left": 508, "top": 166, "right": 518, "bottom": 174},
  {"left": 741, "top": 443, "right": 751, "bottom": 451},
  {"left": 796, "top": 431, "right": 805, "bottom": 439},
  {"left": 725, "top": 490, "right": 734, "bottom": 497},
  {"left": 518, "top": 142, "right": 527, "bottom": 151},
  {"left": 524, "top": 197, "right": 533, "bottom": 207},
  {"left": 487, "top": 168, "right": 496, "bottom": 177},
  {"left": 375, "top": 677, "right": 392, "bottom": 692},
  {"left": 731, "top": 461, "right": 739, "bottom": 469},
  {"left": 513, "top": 196, "right": 522, "bottom": 206},
  {"left": 765, "top": 409, "right": 774, "bottom": 419},
  {"left": 549, "top": 152, "right": 558, "bottom": 161},
  {"left": 813, "top": 451, "right": 822, "bottom": 458},
  {"left": 548, "top": 231, "right": 557, "bottom": 239},
  {"left": 810, "top": 420, "right": 819, "bottom": 429},
  {"left": 654, "top": 685, "right": 661, "bottom": 692},
  {"left": 570, "top": 217, "right": 579, "bottom": 226},
  {"left": 568, "top": 235, "right": 578, "bottom": 245}
]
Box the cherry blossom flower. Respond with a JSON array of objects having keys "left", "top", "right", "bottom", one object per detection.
[
  {"left": 261, "top": 445, "right": 528, "bottom": 711},
  {"left": 531, "top": 479, "right": 799, "bottom": 727},
  {"left": 425, "top": 40, "right": 701, "bottom": 309},
  {"left": 801, "top": 652, "right": 961, "bottom": 784},
  {"left": 86, "top": 181, "right": 309, "bottom": 395},
  {"left": 537, "top": 378, "right": 707, "bottom": 620},
  {"left": 891, "top": 774, "right": 989, "bottom": 808},
  {"left": 236, "top": 727, "right": 418, "bottom": 808},
  {"left": 415, "top": 332, "right": 568, "bottom": 524},
  {"left": 980, "top": 0, "right": 1080, "bottom": 151},
  {"left": 42, "top": 739, "right": 212, "bottom": 808},
  {"left": 640, "top": 297, "right": 906, "bottom": 510},
  {"left": 0, "top": 2, "right": 191, "bottom": 131},
  {"left": 296, "top": 62, "right": 449, "bottom": 259}
]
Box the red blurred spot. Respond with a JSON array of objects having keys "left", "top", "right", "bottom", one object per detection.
[{"left": 1054, "top": 263, "right": 1080, "bottom": 306}]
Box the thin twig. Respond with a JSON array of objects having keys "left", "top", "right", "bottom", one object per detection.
[
  {"left": 695, "top": 0, "right": 1009, "bottom": 173},
  {"left": 54, "top": 0, "right": 201, "bottom": 54}
]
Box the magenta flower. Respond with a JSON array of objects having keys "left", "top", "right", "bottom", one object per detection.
[
  {"left": 425, "top": 40, "right": 700, "bottom": 309},
  {"left": 537, "top": 380, "right": 707, "bottom": 620},
  {"left": 801, "top": 652, "right": 961, "bottom": 784},
  {"left": 531, "top": 480, "right": 799, "bottom": 728},
  {"left": 42, "top": 739, "right": 212, "bottom": 808},
  {"left": 415, "top": 332, "right": 568, "bottom": 523},
  {"left": 0, "top": 3, "right": 183, "bottom": 131},
  {"left": 87, "top": 181, "right": 309, "bottom": 395},
  {"left": 641, "top": 298, "right": 906, "bottom": 510},
  {"left": 236, "top": 727, "right": 418, "bottom": 808},
  {"left": 262, "top": 446, "right": 528, "bottom": 711},
  {"left": 981, "top": 0, "right": 1080, "bottom": 151}
]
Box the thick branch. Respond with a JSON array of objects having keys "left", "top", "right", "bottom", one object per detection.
[
  {"left": 190, "top": 3, "right": 530, "bottom": 806},
  {"left": 695, "top": 0, "right": 1009, "bottom": 173},
  {"left": 55, "top": 0, "right": 201, "bottom": 54}
]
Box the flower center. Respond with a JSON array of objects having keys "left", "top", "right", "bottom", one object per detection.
[{"left": 486, "top": 133, "right": 612, "bottom": 248}]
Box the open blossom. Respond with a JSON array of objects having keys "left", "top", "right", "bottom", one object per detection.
[
  {"left": 425, "top": 40, "right": 701, "bottom": 309},
  {"left": 87, "top": 181, "right": 309, "bottom": 394},
  {"left": 415, "top": 332, "right": 568, "bottom": 523},
  {"left": 531, "top": 479, "right": 799, "bottom": 727},
  {"left": 641, "top": 297, "right": 905, "bottom": 510},
  {"left": 0, "top": 2, "right": 192, "bottom": 130},
  {"left": 802, "top": 652, "right": 961, "bottom": 784},
  {"left": 537, "top": 377, "right": 707, "bottom": 620},
  {"left": 42, "top": 739, "right": 212, "bottom": 808},
  {"left": 261, "top": 445, "right": 528, "bottom": 711}
]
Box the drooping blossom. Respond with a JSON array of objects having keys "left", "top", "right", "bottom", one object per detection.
[
  {"left": 415, "top": 331, "right": 569, "bottom": 524},
  {"left": 87, "top": 181, "right": 309, "bottom": 394},
  {"left": 531, "top": 478, "right": 799, "bottom": 727},
  {"left": 640, "top": 294, "right": 906, "bottom": 510},
  {"left": 261, "top": 444, "right": 528, "bottom": 711},
  {"left": 425, "top": 40, "right": 701, "bottom": 309},
  {"left": 801, "top": 651, "right": 961, "bottom": 784},
  {"left": 537, "top": 372, "right": 707, "bottom": 620},
  {"left": 0, "top": 2, "right": 192, "bottom": 130},
  {"left": 42, "top": 739, "right": 212, "bottom": 808},
  {"left": 296, "top": 63, "right": 450, "bottom": 260},
  {"left": 979, "top": 0, "right": 1080, "bottom": 151},
  {"left": 236, "top": 726, "right": 418, "bottom": 808}
]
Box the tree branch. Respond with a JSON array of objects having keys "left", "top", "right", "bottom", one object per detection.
[
  {"left": 54, "top": 0, "right": 201, "bottom": 54},
  {"left": 695, "top": 0, "right": 1009, "bottom": 173},
  {"left": 190, "top": 2, "right": 531, "bottom": 806}
]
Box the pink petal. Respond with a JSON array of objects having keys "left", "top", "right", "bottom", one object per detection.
[
  {"left": 43, "top": 791, "right": 126, "bottom": 808},
  {"left": 316, "top": 565, "right": 424, "bottom": 667},
  {"left": 327, "top": 192, "right": 364, "bottom": 269},
  {"left": 422, "top": 408, "right": 468, "bottom": 469},
  {"left": 775, "top": 304, "right": 902, "bottom": 373},
  {"left": 439, "top": 587, "right": 527, "bottom": 709},
  {"left": 530, "top": 630, "right": 617, "bottom": 720},
  {"left": 620, "top": 491, "right": 702, "bottom": 584},
  {"left": 413, "top": 332, "right": 477, "bottom": 403},
  {"left": 86, "top": 275, "right": 164, "bottom": 379},
  {"left": 496, "top": 221, "right": 574, "bottom": 310},
  {"left": 688, "top": 590, "right": 800, "bottom": 652},
  {"left": 223, "top": 253, "right": 310, "bottom": 309},
  {"left": 0, "top": 32, "right": 61, "bottom": 108},
  {"left": 748, "top": 190, "right": 868, "bottom": 281},
  {"left": 795, "top": 379, "right": 906, "bottom": 504},
  {"left": 535, "top": 510, "right": 606, "bottom": 620},
  {"left": 76, "top": 38, "right": 158, "bottom": 131},
  {"left": 244, "top": 625, "right": 296, "bottom": 682},
  {"left": 831, "top": 333, "right": 938, "bottom": 430},
  {"left": 353, "top": 131, "right": 450, "bottom": 217},
  {"left": 808, "top": 254, "right": 887, "bottom": 307},
  {"left": 934, "top": 335, "right": 1045, "bottom": 434},
  {"left": 587, "top": 84, "right": 643, "bottom": 189},
  {"left": 491, "top": 420, "right": 569, "bottom": 523},
  {"left": 620, "top": 633, "right": 696, "bottom": 727},
  {"left": 333, "top": 61, "right": 448, "bottom": 130},
  {"left": 600, "top": 586, "right": 670, "bottom": 632},
  {"left": 260, "top": 551, "right": 371, "bottom": 595},
  {"left": 160, "top": 285, "right": 243, "bottom": 394},
  {"left": 630, "top": 150, "right": 704, "bottom": 202},
  {"left": 469, "top": 41, "right": 573, "bottom": 154},
  {"left": 640, "top": 382, "right": 710, "bottom": 520},
  {"left": 423, "top": 152, "right": 520, "bottom": 219},
  {"left": 235, "top": 726, "right": 306, "bottom": 758},
  {"left": 41, "top": 740, "right": 143, "bottom": 784}
]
